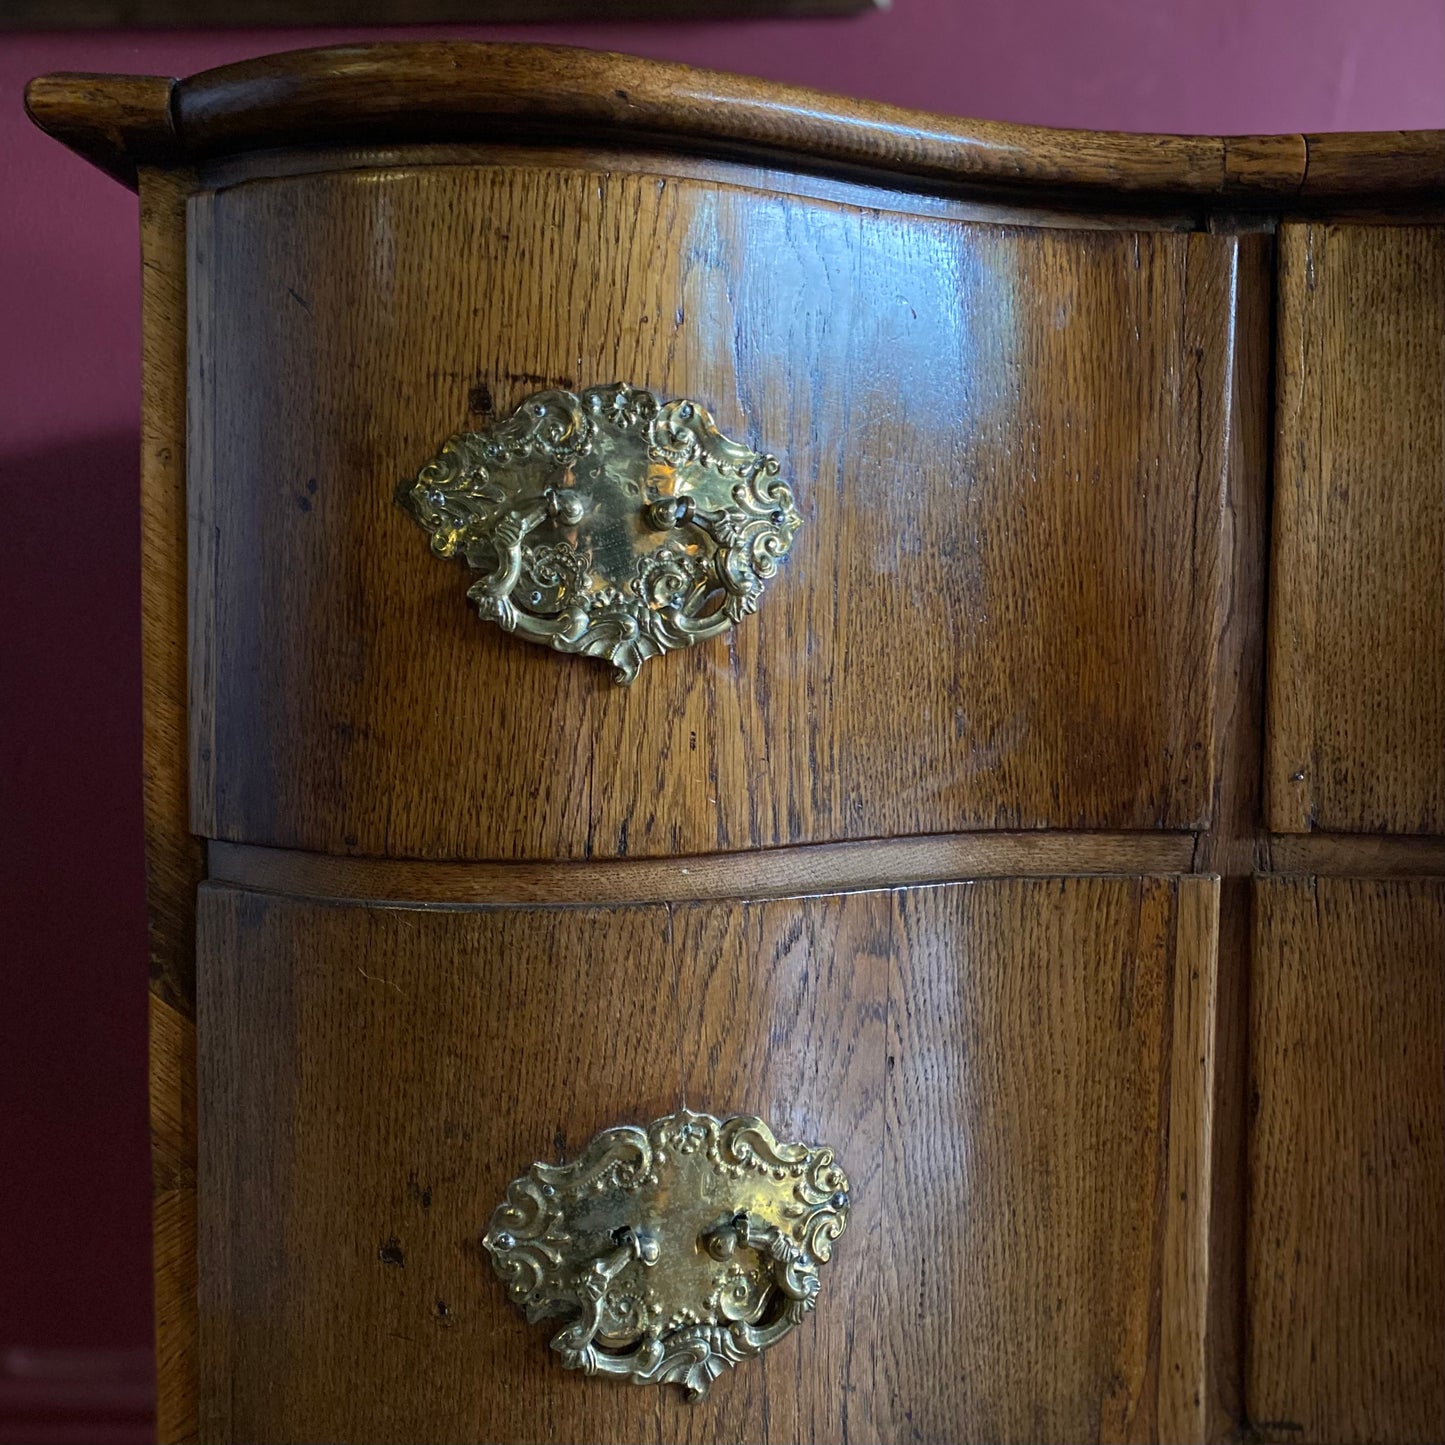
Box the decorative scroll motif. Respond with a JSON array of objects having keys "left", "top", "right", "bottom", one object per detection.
[
  {"left": 482, "top": 1110, "right": 850, "bottom": 1399},
  {"left": 400, "top": 385, "right": 802, "bottom": 683}
]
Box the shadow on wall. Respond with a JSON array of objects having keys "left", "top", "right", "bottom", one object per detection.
[{"left": 0, "top": 433, "right": 154, "bottom": 1441}]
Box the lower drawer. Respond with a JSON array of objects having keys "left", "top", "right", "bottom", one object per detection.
[{"left": 197, "top": 876, "right": 1211, "bottom": 1444}]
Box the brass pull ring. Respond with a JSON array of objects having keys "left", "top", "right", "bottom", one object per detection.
[
  {"left": 401, "top": 385, "right": 802, "bottom": 683},
  {"left": 482, "top": 1110, "right": 850, "bottom": 1399}
]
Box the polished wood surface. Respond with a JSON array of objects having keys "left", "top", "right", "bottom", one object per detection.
[
  {"left": 1190, "top": 236, "right": 1271, "bottom": 882},
  {"left": 1161, "top": 878, "right": 1244, "bottom": 1442},
  {"left": 1262, "top": 832, "right": 1445, "bottom": 878},
  {"left": 666, "top": 894, "right": 890, "bottom": 1445},
  {"left": 206, "top": 831, "right": 1197, "bottom": 904},
  {"left": 189, "top": 164, "right": 1262, "bottom": 858},
  {"left": 24, "top": 46, "right": 1445, "bottom": 205},
  {"left": 197, "top": 886, "right": 883, "bottom": 1445},
  {"left": 1176, "top": 222, "right": 1267, "bottom": 1435},
  {"left": 1296, "top": 131, "right": 1445, "bottom": 203},
  {"left": 1266, "top": 224, "right": 1445, "bottom": 835},
  {"left": 881, "top": 876, "right": 1216, "bottom": 1443},
  {"left": 141, "top": 166, "right": 204, "bottom": 1017},
  {"left": 21, "top": 71, "right": 176, "bottom": 185},
  {"left": 150, "top": 994, "right": 198, "bottom": 1445},
  {"left": 1248, "top": 877, "right": 1445, "bottom": 1443},
  {"left": 139, "top": 166, "right": 203, "bottom": 1445},
  {"left": 196, "top": 143, "right": 1206, "bottom": 231},
  {"left": 199, "top": 874, "right": 1225, "bottom": 1444}
]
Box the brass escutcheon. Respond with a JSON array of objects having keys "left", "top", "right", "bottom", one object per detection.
[
  {"left": 400, "top": 385, "right": 802, "bottom": 683},
  {"left": 482, "top": 1110, "right": 850, "bottom": 1399}
]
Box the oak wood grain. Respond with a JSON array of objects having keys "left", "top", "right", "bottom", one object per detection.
[
  {"left": 1248, "top": 877, "right": 1445, "bottom": 1443},
  {"left": 1190, "top": 235, "right": 1271, "bottom": 881},
  {"left": 1263, "top": 833, "right": 1445, "bottom": 879},
  {"left": 197, "top": 143, "right": 1204, "bottom": 232},
  {"left": 25, "top": 45, "right": 1445, "bottom": 206},
  {"left": 1160, "top": 878, "right": 1219, "bottom": 1441},
  {"left": 1168, "top": 225, "right": 1270, "bottom": 1445},
  {"left": 1165, "top": 224, "right": 1270, "bottom": 1445},
  {"left": 141, "top": 166, "right": 205, "bottom": 1016},
  {"left": 198, "top": 890, "right": 679, "bottom": 1445},
  {"left": 154, "top": 1186, "right": 199, "bottom": 1445},
  {"left": 150, "top": 993, "right": 198, "bottom": 1445},
  {"left": 23, "top": 71, "right": 177, "bottom": 186},
  {"left": 197, "top": 875, "right": 1227, "bottom": 1442},
  {"left": 208, "top": 832, "right": 1445, "bottom": 910},
  {"left": 149, "top": 992, "right": 195, "bottom": 1197},
  {"left": 881, "top": 876, "right": 1188, "bottom": 1443},
  {"left": 1300, "top": 131, "right": 1445, "bottom": 203},
  {"left": 189, "top": 163, "right": 1247, "bottom": 858},
  {"left": 196, "top": 887, "right": 888, "bottom": 1444},
  {"left": 206, "top": 831, "right": 1197, "bottom": 905},
  {"left": 1159, "top": 877, "right": 1249, "bottom": 1443},
  {"left": 662, "top": 894, "right": 891, "bottom": 1445},
  {"left": 139, "top": 165, "right": 204, "bottom": 1445},
  {"left": 1266, "top": 224, "right": 1445, "bottom": 834}
]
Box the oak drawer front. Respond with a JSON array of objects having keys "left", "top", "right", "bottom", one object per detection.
[
  {"left": 1248, "top": 877, "right": 1445, "bottom": 1444},
  {"left": 197, "top": 875, "right": 1210, "bottom": 1444},
  {"left": 1266, "top": 224, "right": 1445, "bottom": 834},
  {"left": 188, "top": 164, "right": 1259, "bottom": 860}
]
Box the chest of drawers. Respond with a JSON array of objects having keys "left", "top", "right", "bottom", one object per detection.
[{"left": 28, "top": 44, "right": 1445, "bottom": 1445}]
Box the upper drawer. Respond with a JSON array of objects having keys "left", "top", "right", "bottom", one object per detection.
[
  {"left": 189, "top": 163, "right": 1260, "bottom": 861},
  {"left": 1266, "top": 223, "right": 1445, "bottom": 835}
]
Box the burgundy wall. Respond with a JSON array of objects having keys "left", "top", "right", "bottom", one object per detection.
[{"left": 1, "top": 0, "right": 1440, "bottom": 1432}]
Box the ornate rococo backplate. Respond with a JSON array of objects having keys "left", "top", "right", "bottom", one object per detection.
[
  {"left": 401, "top": 384, "right": 802, "bottom": 683},
  {"left": 482, "top": 1109, "right": 850, "bottom": 1399}
]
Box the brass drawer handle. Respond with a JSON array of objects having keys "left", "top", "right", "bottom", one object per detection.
[
  {"left": 482, "top": 1109, "right": 851, "bottom": 1399},
  {"left": 402, "top": 385, "right": 802, "bottom": 683}
]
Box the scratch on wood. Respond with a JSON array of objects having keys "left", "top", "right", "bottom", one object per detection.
[{"left": 358, "top": 967, "right": 405, "bottom": 994}]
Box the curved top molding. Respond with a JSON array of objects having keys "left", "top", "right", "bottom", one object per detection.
[{"left": 25, "top": 41, "right": 1445, "bottom": 205}]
